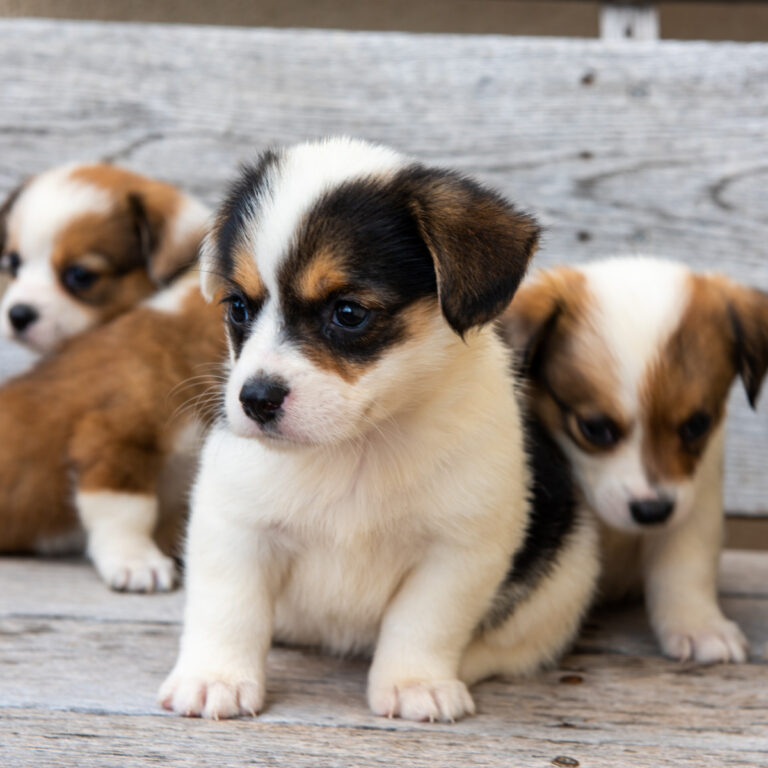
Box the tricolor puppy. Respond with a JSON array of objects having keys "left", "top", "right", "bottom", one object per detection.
[
  {"left": 0, "top": 269, "right": 226, "bottom": 591},
  {"left": 160, "top": 138, "right": 599, "bottom": 722},
  {"left": 0, "top": 163, "right": 209, "bottom": 352},
  {"left": 501, "top": 256, "right": 768, "bottom": 664}
]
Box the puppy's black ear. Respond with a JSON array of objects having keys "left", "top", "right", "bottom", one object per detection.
[
  {"left": 497, "top": 267, "right": 584, "bottom": 376},
  {"left": 0, "top": 182, "right": 26, "bottom": 254},
  {"left": 127, "top": 192, "right": 206, "bottom": 286},
  {"left": 726, "top": 282, "right": 768, "bottom": 409},
  {"left": 404, "top": 167, "right": 540, "bottom": 336}
]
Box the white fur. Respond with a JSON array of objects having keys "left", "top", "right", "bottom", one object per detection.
[
  {"left": 581, "top": 257, "right": 688, "bottom": 412},
  {"left": 200, "top": 138, "right": 404, "bottom": 301},
  {"left": 162, "top": 141, "right": 597, "bottom": 721},
  {"left": 169, "top": 195, "right": 211, "bottom": 249},
  {"left": 249, "top": 138, "right": 404, "bottom": 296},
  {"left": 162, "top": 331, "right": 533, "bottom": 721},
  {"left": 77, "top": 490, "right": 177, "bottom": 593},
  {"left": 0, "top": 165, "right": 110, "bottom": 352},
  {"left": 543, "top": 256, "right": 748, "bottom": 663},
  {"left": 550, "top": 258, "right": 693, "bottom": 532}
]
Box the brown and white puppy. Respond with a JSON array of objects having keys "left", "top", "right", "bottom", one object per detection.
[
  {"left": 0, "top": 163, "right": 209, "bottom": 353},
  {"left": 501, "top": 256, "right": 768, "bottom": 664},
  {"left": 159, "top": 138, "right": 599, "bottom": 722},
  {"left": 0, "top": 270, "right": 226, "bottom": 591}
]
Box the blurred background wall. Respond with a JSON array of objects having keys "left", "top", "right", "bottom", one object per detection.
[{"left": 0, "top": 0, "right": 767, "bottom": 41}]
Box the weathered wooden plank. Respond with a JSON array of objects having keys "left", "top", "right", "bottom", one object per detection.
[
  {"left": 2, "top": 550, "right": 765, "bottom": 621},
  {"left": 0, "top": 19, "right": 766, "bottom": 513},
  {"left": 1, "top": 556, "right": 767, "bottom": 766}
]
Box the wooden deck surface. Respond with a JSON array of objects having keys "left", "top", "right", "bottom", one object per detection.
[{"left": 2, "top": 551, "right": 767, "bottom": 767}]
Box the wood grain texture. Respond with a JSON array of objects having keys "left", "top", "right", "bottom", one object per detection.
[
  {"left": 1, "top": 555, "right": 768, "bottom": 768},
  {"left": 0, "top": 19, "right": 765, "bottom": 513}
]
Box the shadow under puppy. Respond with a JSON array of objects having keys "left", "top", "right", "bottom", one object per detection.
[
  {"left": 501, "top": 256, "right": 768, "bottom": 663},
  {"left": 0, "top": 268, "right": 226, "bottom": 591},
  {"left": 0, "top": 163, "right": 209, "bottom": 353},
  {"left": 160, "top": 138, "right": 599, "bottom": 722}
]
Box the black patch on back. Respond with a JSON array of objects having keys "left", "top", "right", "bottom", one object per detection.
[
  {"left": 214, "top": 150, "right": 281, "bottom": 282},
  {"left": 480, "top": 406, "right": 580, "bottom": 631},
  {"left": 278, "top": 176, "right": 439, "bottom": 364}
]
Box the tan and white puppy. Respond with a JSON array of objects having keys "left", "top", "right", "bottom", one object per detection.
[
  {"left": 501, "top": 256, "right": 768, "bottom": 664},
  {"left": 160, "top": 138, "right": 599, "bottom": 722},
  {"left": 0, "top": 163, "right": 209, "bottom": 353},
  {"left": 0, "top": 269, "right": 226, "bottom": 591}
]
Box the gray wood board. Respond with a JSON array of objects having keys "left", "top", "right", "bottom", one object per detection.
[
  {"left": 1, "top": 554, "right": 768, "bottom": 767},
  {"left": 0, "top": 20, "right": 766, "bottom": 513}
]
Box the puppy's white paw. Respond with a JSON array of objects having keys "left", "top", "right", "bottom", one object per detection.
[
  {"left": 368, "top": 679, "right": 475, "bottom": 723},
  {"left": 660, "top": 618, "right": 748, "bottom": 664},
  {"left": 95, "top": 546, "right": 178, "bottom": 593},
  {"left": 159, "top": 672, "right": 264, "bottom": 719}
]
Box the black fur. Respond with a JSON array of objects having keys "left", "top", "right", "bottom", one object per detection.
[
  {"left": 729, "top": 295, "right": 768, "bottom": 409},
  {"left": 480, "top": 408, "right": 580, "bottom": 631},
  {"left": 278, "top": 176, "right": 438, "bottom": 365},
  {"left": 215, "top": 150, "right": 281, "bottom": 283}
]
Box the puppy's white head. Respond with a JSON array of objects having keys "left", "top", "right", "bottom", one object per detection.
[
  {"left": 0, "top": 164, "right": 209, "bottom": 352},
  {"left": 201, "top": 137, "right": 539, "bottom": 447},
  {"left": 502, "top": 256, "right": 768, "bottom": 533}
]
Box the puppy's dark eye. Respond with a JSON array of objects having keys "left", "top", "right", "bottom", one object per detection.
[
  {"left": 679, "top": 411, "right": 711, "bottom": 444},
  {"left": 332, "top": 300, "right": 369, "bottom": 330},
  {"left": 62, "top": 264, "right": 98, "bottom": 293},
  {"left": 227, "top": 296, "right": 249, "bottom": 326},
  {"left": 576, "top": 415, "right": 621, "bottom": 448},
  {"left": 1, "top": 251, "right": 21, "bottom": 278}
]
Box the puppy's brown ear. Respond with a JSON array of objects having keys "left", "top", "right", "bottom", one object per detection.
[
  {"left": 405, "top": 167, "right": 540, "bottom": 336},
  {"left": 499, "top": 268, "right": 583, "bottom": 374},
  {"left": 724, "top": 280, "right": 768, "bottom": 409},
  {"left": 127, "top": 192, "right": 208, "bottom": 286}
]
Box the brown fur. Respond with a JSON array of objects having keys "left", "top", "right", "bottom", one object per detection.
[
  {"left": 3, "top": 164, "right": 206, "bottom": 334},
  {"left": 405, "top": 170, "right": 539, "bottom": 335},
  {"left": 505, "top": 267, "right": 768, "bottom": 482},
  {"left": 500, "top": 268, "right": 626, "bottom": 452},
  {"left": 0, "top": 284, "right": 226, "bottom": 552},
  {"left": 296, "top": 247, "right": 349, "bottom": 302},
  {"left": 231, "top": 245, "right": 267, "bottom": 304},
  {"left": 69, "top": 165, "right": 198, "bottom": 284},
  {"left": 641, "top": 273, "right": 768, "bottom": 481}
]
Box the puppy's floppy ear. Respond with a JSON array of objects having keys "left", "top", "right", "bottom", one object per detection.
[
  {"left": 722, "top": 280, "right": 768, "bottom": 409},
  {"left": 404, "top": 167, "right": 540, "bottom": 336},
  {"left": 127, "top": 192, "right": 207, "bottom": 286},
  {"left": 498, "top": 267, "right": 583, "bottom": 375}
]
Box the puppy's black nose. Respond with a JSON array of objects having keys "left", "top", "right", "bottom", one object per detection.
[
  {"left": 8, "top": 303, "right": 38, "bottom": 333},
  {"left": 239, "top": 377, "right": 290, "bottom": 425},
  {"left": 629, "top": 498, "right": 674, "bottom": 525}
]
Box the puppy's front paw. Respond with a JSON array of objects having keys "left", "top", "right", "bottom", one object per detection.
[
  {"left": 94, "top": 544, "right": 178, "bottom": 593},
  {"left": 159, "top": 672, "right": 264, "bottom": 719},
  {"left": 368, "top": 679, "right": 475, "bottom": 723},
  {"left": 660, "top": 617, "right": 748, "bottom": 664}
]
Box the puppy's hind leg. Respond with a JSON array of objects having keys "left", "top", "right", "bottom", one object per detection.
[
  {"left": 71, "top": 420, "right": 177, "bottom": 592},
  {"left": 460, "top": 517, "right": 599, "bottom": 686}
]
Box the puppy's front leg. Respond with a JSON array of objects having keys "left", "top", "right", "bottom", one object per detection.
[
  {"left": 72, "top": 420, "right": 176, "bottom": 592},
  {"left": 159, "top": 506, "right": 281, "bottom": 720},
  {"left": 368, "top": 543, "right": 504, "bottom": 723},
  {"left": 78, "top": 489, "right": 176, "bottom": 592},
  {"left": 643, "top": 490, "right": 747, "bottom": 664}
]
